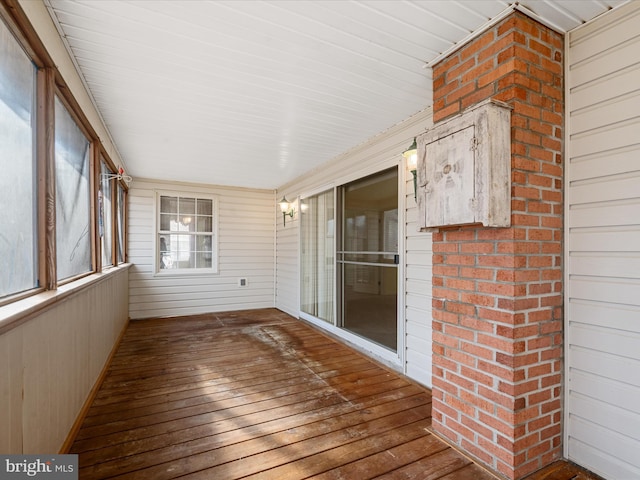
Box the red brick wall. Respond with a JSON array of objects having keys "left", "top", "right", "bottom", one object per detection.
[{"left": 430, "top": 12, "right": 564, "bottom": 479}]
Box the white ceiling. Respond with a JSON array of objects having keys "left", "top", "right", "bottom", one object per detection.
[{"left": 44, "top": 0, "right": 626, "bottom": 190}]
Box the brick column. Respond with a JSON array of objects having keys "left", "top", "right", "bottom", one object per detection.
[{"left": 429, "top": 12, "right": 564, "bottom": 479}]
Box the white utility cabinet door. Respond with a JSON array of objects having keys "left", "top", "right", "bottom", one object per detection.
[{"left": 416, "top": 99, "right": 511, "bottom": 230}]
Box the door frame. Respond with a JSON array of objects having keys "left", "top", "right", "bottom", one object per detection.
[{"left": 298, "top": 162, "right": 406, "bottom": 369}]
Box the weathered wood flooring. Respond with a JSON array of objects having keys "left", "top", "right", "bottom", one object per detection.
[{"left": 70, "top": 308, "right": 599, "bottom": 480}]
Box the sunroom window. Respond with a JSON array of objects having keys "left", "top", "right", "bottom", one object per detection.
[
  {"left": 100, "top": 160, "right": 114, "bottom": 268},
  {"left": 117, "top": 183, "right": 126, "bottom": 264},
  {"left": 0, "top": 18, "right": 38, "bottom": 299},
  {"left": 54, "top": 96, "right": 92, "bottom": 281}
]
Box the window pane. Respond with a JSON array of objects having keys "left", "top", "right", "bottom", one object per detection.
[
  {"left": 197, "top": 199, "right": 212, "bottom": 215},
  {"left": 160, "top": 195, "right": 177, "bottom": 214},
  {"left": 100, "top": 161, "right": 114, "bottom": 267},
  {"left": 160, "top": 213, "right": 175, "bottom": 231},
  {"left": 179, "top": 197, "right": 195, "bottom": 215},
  {"left": 196, "top": 235, "right": 212, "bottom": 251},
  {"left": 196, "top": 252, "right": 212, "bottom": 269},
  {"left": 55, "top": 96, "right": 91, "bottom": 280},
  {"left": 0, "top": 20, "right": 37, "bottom": 298},
  {"left": 159, "top": 234, "right": 172, "bottom": 269},
  {"left": 196, "top": 216, "right": 212, "bottom": 232},
  {"left": 180, "top": 216, "right": 195, "bottom": 232}
]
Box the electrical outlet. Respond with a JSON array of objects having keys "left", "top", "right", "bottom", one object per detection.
[{"left": 238, "top": 278, "right": 248, "bottom": 287}]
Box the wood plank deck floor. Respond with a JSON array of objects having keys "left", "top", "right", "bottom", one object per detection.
[{"left": 70, "top": 308, "right": 598, "bottom": 480}]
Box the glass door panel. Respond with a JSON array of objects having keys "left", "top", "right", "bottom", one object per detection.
[
  {"left": 338, "top": 167, "right": 398, "bottom": 351},
  {"left": 300, "top": 189, "right": 335, "bottom": 323}
]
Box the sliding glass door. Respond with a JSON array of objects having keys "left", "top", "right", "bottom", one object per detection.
[
  {"left": 300, "top": 168, "right": 399, "bottom": 353},
  {"left": 300, "top": 189, "right": 335, "bottom": 323},
  {"left": 338, "top": 167, "right": 398, "bottom": 351}
]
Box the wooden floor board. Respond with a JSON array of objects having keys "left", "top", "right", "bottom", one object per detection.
[
  {"left": 69, "top": 308, "right": 597, "bottom": 480},
  {"left": 378, "top": 447, "right": 475, "bottom": 479},
  {"left": 82, "top": 360, "right": 382, "bottom": 431},
  {"left": 93, "top": 362, "right": 317, "bottom": 407},
  {"left": 91, "top": 390, "right": 424, "bottom": 476},
  {"left": 227, "top": 419, "right": 435, "bottom": 480},
  {"left": 112, "top": 408, "right": 428, "bottom": 480},
  {"left": 311, "top": 434, "right": 450, "bottom": 480}
]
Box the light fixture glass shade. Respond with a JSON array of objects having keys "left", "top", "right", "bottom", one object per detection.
[
  {"left": 278, "top": 196, "right": 290, "bottom": 213},
  {"left": 403, "top": 137, "right": 418, "bottom": 170}
]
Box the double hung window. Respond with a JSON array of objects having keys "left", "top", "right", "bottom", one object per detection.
[{"left": 157, "top": 193, "right": 217, "bottom": 273}]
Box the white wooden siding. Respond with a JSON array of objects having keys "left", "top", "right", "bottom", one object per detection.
[
  {"left": 0, "top": 267, "right": 129, "bottom": 453},
  {"left": 276, "top": 218, "right": 300, "bottom": 317},
  {"left": 128, "top": 179, "right": 275, "bottom": 319},
  {"left": 566, "top": 3, "right": 640, "bottom": 478},
  {"left": 405, "top": 200, "right": 433, "bottom": 387},
  {"left": 275, "top": 108, "right": 434, "bottom": 386}
]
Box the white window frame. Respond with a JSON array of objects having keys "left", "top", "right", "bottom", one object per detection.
[{"left": 154, "top": 190, "right": 219, "bottom": 276}]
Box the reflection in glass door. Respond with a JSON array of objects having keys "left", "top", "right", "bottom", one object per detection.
[{"left": 338, "top": 167, "right": 398, "bottom": 351}]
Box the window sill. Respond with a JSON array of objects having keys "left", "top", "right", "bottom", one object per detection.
[
  {"left": 0, "top": 263, "right": 132, "bottom": 336},
  {"left": 154, "top": 268, "right": 219, "bottom": 278}
]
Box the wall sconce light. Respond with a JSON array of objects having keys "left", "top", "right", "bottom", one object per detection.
[
  {"left": 403, "top": 137, "right": 418, "bottom": 200},
  {"left": 278, "top": 196, "right": 295, "bottom": 226}
]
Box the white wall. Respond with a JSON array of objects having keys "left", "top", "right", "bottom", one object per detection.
[
  {"left": 566, "top": 3, "right": 640, "bottom": 478},
  {"left": 275, "top": 108, "right": 435, "bottom": 386},
  {"left": 0, "top": 266, "right": 129, "bottom": 454},
  {"left": 128, "top": 179, "right": 275, "bottom": 319}
]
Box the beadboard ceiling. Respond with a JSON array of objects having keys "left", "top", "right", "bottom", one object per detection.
[{"left": 44, "top": 0, "right": 625, "bottom": 190}]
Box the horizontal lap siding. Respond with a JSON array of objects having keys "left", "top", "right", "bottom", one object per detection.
[
  {"left": 567, "top": 3, "right": 640, "bottom": 478},
  {"left": 128, "top": 180, "right": 275, "bottom": 319},
  {"left": 275, "top": 223, "right": 299, "bottom": 317},
  {"left": 406, "top": 185, "right": 433, "bottom": 387}
]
